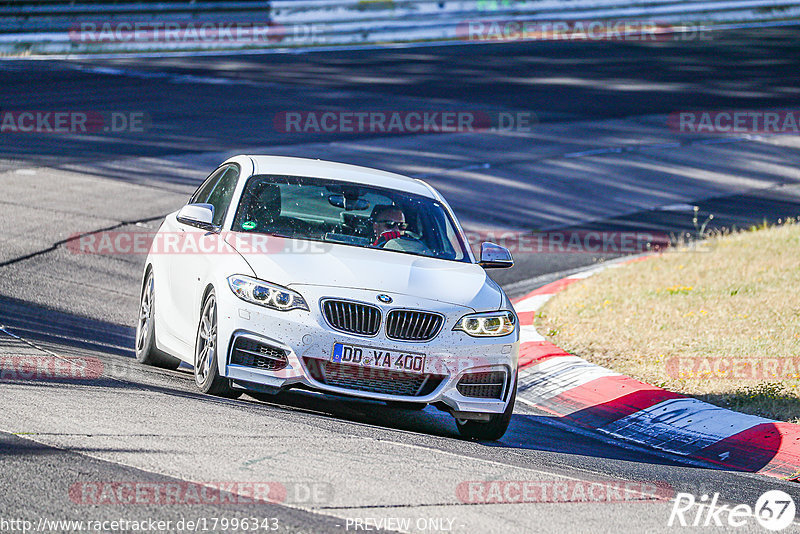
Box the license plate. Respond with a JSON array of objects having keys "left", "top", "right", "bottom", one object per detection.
[{"left": 331, "top": 342, "right": 426, "bottom": 374}]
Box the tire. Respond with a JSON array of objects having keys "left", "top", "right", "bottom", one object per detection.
[
  {"left": 135, "top": 271, "right": 181, "bottom": 370},
  {"left": 194, "top": 289, "right": 242, "bottom": 399},
  {"left": 455, "top": 376, "right": 517, "bottom": 441}
]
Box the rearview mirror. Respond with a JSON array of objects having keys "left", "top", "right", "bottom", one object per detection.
[
  {"left": 328, "top": 194, "right": 370, "bottom": 211},
  {"left": 479, "top": 242, "right": 513, "bottom": 269},
  {"left": 177, "top": 203, "right": 219, "bottom": 232}
]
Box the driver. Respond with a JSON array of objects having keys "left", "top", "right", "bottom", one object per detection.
[{"left": 371, "top": 205, "right": 407, "bottom": 247}]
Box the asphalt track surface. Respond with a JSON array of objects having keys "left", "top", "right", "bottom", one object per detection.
[{"left": 1, "top": 26, "right": 800, "bottom": 533}]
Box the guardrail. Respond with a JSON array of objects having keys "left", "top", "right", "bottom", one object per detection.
[{"left": 1, "top": 0, "right": 799, "bottom": 55}]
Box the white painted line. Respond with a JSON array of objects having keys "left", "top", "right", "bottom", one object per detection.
[
  {"left": 657, "top": 203, "right": 697, "bottom": 212},
  {"left": 694, "top": 137, "right": 745, "bottom": 145},
  {"left": 515, "top": 395, "right": 721, "bottom": 469},
  {"left": 519, "top": 324, "right": 546, "bottom": 343},
  {"left": 518, "top": 356, "right": 619, "bottom": 402},
  {"left": 514, "top": 294, "right": 552, "bottom": 313},
  {"left": 566, "top": 267, "right": 606, "bottom": 279},
  {"left": 599, "top": 398, "right": 771, "bottom": 456},
  {"left": 563, "top": 147, "right": 622, "bottom": 158},
  {"left": 644, "top": 142, "right": 681, "bottom": 149}
]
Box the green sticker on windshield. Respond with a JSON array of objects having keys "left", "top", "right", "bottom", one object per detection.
[{"left": 242, "top": 221, "right": 257, "bottom": 230}]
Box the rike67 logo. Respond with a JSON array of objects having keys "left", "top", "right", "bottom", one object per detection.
[{"left": 669, "top": 490, "right": 796, "bottom": 530}]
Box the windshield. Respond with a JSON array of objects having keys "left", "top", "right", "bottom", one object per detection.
[{"left": 231, "top": 174, "right": 470, "bottom": 262}]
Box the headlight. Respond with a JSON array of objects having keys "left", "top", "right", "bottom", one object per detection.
[
  {"left": 454, "top": 311, "right": 516, "bottom": 337},
  {"left": 227, "top": 275, "right": 308, "bottom": 312}
]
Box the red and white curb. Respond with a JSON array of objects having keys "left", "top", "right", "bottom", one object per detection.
[{"left": 513, "top": 261, "right": 800, "bottom": 481}]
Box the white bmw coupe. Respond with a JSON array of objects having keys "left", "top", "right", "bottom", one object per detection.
[{"left": 136, "top": 156, "right": 519, "bottom": 440}]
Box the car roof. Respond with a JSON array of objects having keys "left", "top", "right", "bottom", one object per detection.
[{"left": 242, "top": 155, "right": 437, "bottom": 198}]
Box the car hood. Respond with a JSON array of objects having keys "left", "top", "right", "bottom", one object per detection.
[{"left": 226, "top": 235, "right": 503, "bottom": 311}]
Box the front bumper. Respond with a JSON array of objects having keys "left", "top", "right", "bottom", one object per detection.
[{"left": 216, "top": 285, "right": 519, "bottom": 414}]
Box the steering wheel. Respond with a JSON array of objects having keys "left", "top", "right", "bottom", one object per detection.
[{"left": 383, "top": 234, "right": 431, "bottom": 255}]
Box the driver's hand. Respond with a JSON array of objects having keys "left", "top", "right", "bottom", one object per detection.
[{"left": 373, "top": 230, "right": 402, "bottom": 247}]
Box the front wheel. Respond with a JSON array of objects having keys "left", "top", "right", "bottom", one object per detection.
[
  {"left": 194, "top": 290, "right": 241, "bottom": 399},
  {"left": 455, "top": 377, "right": 517, "bottom": 441}
]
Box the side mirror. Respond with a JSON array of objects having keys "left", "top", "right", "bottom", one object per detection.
[
  {"left": 177, "top": 203, "right": 219, "bottom": 232},
  {"left": 479, "top": 242, "right": 513, "bottom": 269}
]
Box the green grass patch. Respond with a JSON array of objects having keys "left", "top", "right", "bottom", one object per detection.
[{"left": 536, "top": 222, "right": 800, "bottom": 424}]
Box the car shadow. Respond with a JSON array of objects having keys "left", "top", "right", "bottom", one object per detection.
[
  {"left": 241, "top": 387, "right": 704, "bottom": 468},
  {"left": 0, "top": 293, "right": 782, "bottom": 474}
]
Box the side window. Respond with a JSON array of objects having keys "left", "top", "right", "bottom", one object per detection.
[
  {"left": 206, "top": 166, "right": 240, "bottom": 226},
  {"left": 190, "top": 166, "right": 228, "bottom": 205}
]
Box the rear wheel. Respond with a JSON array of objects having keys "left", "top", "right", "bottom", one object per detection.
[
  {"left": 194, "top": 290, "right": 242, "bottom": 399},
  {"left": 455, "top": 377, "right": 517, "bottom": 441},
  {"left": 135, "top": 271, "right": 181, "bottom": 370}
]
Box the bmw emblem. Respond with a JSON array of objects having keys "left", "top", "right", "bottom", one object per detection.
[{"left": 377, "top": 294, "right": 393, "bottom": 304}]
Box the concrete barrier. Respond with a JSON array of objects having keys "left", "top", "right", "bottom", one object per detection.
[{"left": 1, "top": 0, "right": 800, "bottom": 55}]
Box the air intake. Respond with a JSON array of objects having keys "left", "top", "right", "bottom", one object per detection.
[
  {"left": 230, "top": 336, "right": 288, "bottom": 371},
  {"left": 304, "top": 357, "right": 444, "bottom": 397},
  {"left": 456, "top": 371, "right": 507, "bottom": 399}
]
